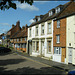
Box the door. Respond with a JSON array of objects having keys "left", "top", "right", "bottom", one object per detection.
[
  {"left": 42, "top": 42, "right": 44, "bottom": 56},
  {"left": 68, "top": 48, "right": 72, "bottom": 63},
  {"left": 61, "top": 48, "right": 66, "bottom": 62}
]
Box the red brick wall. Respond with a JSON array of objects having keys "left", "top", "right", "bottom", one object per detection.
[{"left": 53, "top": 18, "right": 66, "bottom": 47}]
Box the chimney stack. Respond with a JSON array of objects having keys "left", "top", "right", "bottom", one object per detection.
[
  {"left": 16, "top": 20, "right": 20, "bottom": 26},
  {"left": 12, "top": 24, "right": 15, "bottom": 28}
]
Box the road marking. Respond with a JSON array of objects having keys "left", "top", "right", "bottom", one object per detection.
[{"left": 14, "top": 52, "right": 68, "bottom": 74}]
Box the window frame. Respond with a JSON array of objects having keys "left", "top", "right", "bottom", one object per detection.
[
  {"left": 54, "top": 47, "right": 61, "bottom": 55},
  {"left": 36, "top": 26, "right": 38, "bottom": 36},
  {"left": 57, "top": 20, "right": 60, "bottom": 28},
  {"left": 47, "top": 22, "right": 52, "bottom": 34},
  {"left": 32, "top": 41, "right": 35, "bottom": 52},
  {"left": 41, "top": 24, "right": 44, "bottom": 35},
  {"left": 47, "top": 41, "right": 51, "bottom": 53},
  {"left": 36, "top": 41, "right": 39, "bottom": 52},
  {"left": 56, "top": 35, "right": 60, "bottom": 43},
  {"left": 29, "top": 28, "right": 31, "bottom": 37}
]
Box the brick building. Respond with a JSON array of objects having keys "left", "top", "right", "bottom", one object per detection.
[{"left": 53, "top": 1, "right": 75, "bottom": 65}]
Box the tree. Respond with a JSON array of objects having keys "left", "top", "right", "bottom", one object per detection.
[{"left": 0, "top": 0, "right": 33, "bottom": 10}]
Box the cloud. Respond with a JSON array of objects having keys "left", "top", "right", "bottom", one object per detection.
[
  {"left": 29, "top": 19, "right": 34, "bottom": 23},
  {"left": 34, "top": 1, "right": 49, "bottom": 4},
  {"left": 17, "top": 3, "right": 39, "bottom": 11},
  {"left": 0, "top": 23, "right": 10, "bottom": 27}
]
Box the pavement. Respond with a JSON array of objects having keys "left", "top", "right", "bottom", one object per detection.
[{"left": 12, "top": 49, "right": 75, "bottom": 72}]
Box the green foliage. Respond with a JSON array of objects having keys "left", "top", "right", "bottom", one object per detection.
[
  {"left": 9, "top": 46, "right": 14, "bottom": 50},
  {"left": 0, "top": 0, "right": 33, "bottom": 10}
]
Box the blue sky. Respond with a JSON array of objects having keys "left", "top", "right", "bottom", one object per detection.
[{"left": 0, "top": 1, "right": 69, "bottom": 34}]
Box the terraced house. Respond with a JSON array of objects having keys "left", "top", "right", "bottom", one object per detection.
[
  {"left": 28, "top": 13, "right": 54, "bottom": 59},
  {"left": 10, "top": 23, "right": 28, "bottom": 52},
  {"left": 6, "top": 21, "right": 21, "bottom": 46},
  {"left": 53, "top": 1, "right": 75, "bottom": 65},
  {"left": 28, "top": 1, "right": 75, "bottom": 65}
]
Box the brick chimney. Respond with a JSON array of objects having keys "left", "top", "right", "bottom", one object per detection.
[
  {"left": 22, "top": 26, "right": 25, "bottom": 30},
  {"left": 12, "top": 24, "right": 15, "bottom": 28},
  {"left": 16, "top": 20, "right": 20, "bottom": 26}
]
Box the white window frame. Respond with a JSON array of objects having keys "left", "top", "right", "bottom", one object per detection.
[
  {"left": 36, "top": 26, "right": 38, "bottom": 36},
  {"left": 56, "top": 35, "right": 60, "bottom": 43},
  {"left": 29, "top": 28, "right": 31, "bottom": 37},
  {"left": 56, "top": 7, "right": 60, "bottom": 13},
  {"left": 32, "top": 41, "right": 35, "bottom": 52},
  {"left": 47, "top": 41, "right": 51, "bottom": 53},
  {"left": 21, "top": 38, "right": 22, "bottom": 42},
  {"left": 48, "top": 22, "right": 51, "bottom": 34},
  {"left": 36, "top": 41, "right": 39, "bottom": 53},
  {"left": 54, "top": 47, "right": 61, "bottom": 55},
  {"left": 57, "top": 20, "right": 60, "bottom": 28},
  {"left": 25, "top": 37, "right": 27, "bottom": 41},
  {"left": 74, "top": 32, "right": 75, "bottom": 44},
  {"left": 41, "top": 25, "right": 44, "bottom": 35}
]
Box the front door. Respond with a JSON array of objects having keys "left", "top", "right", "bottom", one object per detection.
[
  {"left": 68, "top": 48, "right": 72, "bottom": 63},
  {"left": 61, "top": 48, "right": 66, "bottom": 62},
  {"left": 42, "top": 42, "right": 44, "bottom": 56}
]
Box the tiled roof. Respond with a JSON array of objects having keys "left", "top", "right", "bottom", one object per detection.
[
  {"left": 10, "top": 26, "right": 28, "bottom": 39},
  {"left": 56, "top": 1, "right": 75, "bottom": 19},
  {"left": 29, "top": 1, "right": 73, "bottom": 27}
]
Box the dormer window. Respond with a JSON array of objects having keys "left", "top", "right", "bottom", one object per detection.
[
  {"left": 56, "top": 7, "right": 60, "bottom": 13},
  {"left": 49, "top": 11, "right": 53, "bottom": 16},
  {"left": 37, "top": 17, "right": 40, "bottom": 21},
  {"left": 49, "top": 9, "right": 55, "bottom": 16}
]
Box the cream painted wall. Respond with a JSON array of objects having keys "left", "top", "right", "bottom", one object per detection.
[
  {"left": 28, "top": 20, "right": 53, "bottom": 58},
  {"left": 66, "top": 15, "right": 75, "bottom": 65}
]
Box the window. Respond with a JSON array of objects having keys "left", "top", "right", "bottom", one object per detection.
[
  {"left": 57, "top": 20, "right": 60, "bottom": 28},
  {"left": 41, "top": 25, "right": 44, "bottom": 35},
  {"left": 25, "top": 37, "right": 27, "bottom": 41},
  {"left": 36, "top": 41, "right": 39, "bottom": 52},
  {"left": 49, "top": 11, "right": 53, "bottom": 16},
  {"left": 23, "top": 43, "right": 26, "bottom": 48},
  {"left": 38, "top": 17, "right": 40, "bottom": 21},
  {"left": 48, "top": 23, "right": 51, "bottom": 33},
  {"left": 36, "top": 26, "right": 38, "bottom": 36},
  {"left": 14, "top": 39, "right": 16, "bottom": 41},
  {"left": 74, "top": 32, "right": 75, "bottom": 43},
  {"left": 29, "top": 28, "right": 31, "bottom": 37},
  {"left": 56, "top": 7, "right": 60, "bottom": 13},
  {"left": 33, "top": 41, "right": 35, "bottom": 52},
  {"left": 56, "top": 35, "right": 60, "bottom": 43},
  {"left": 54, "top": 47, "right": 61, "bottom": 54},
  {"left": 47, "top": 41, "right": 51, "bottom": 53},
  {"left": 21, "top": 38, "right": 22, "bottom": 41},
  {"left": 17, "top": 39, "right": 19, "bottom": 42},
  {"left": 21, "top": 44, "right": 23, "bottom": 48}
]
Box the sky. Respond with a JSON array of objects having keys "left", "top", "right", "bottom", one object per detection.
[{"left": 0, "top": 1, "right": 69, "bottom": 34}]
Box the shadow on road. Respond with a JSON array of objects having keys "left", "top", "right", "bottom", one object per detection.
[
  {"left": 0, "top": 59, "right": 26, "bottom": 66},
  {"left": 0, "top": 66, "right": 65, "bottom": 74}
]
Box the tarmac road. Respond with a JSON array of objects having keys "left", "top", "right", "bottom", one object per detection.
[{"left": 0, "top": 52, "right": 67, "bottom": 74}]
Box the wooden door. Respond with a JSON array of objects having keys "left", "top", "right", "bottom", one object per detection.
[{"left": 61, "top": 48, "right": 66, "bottom": 62}]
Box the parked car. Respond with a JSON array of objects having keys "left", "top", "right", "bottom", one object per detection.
[
  {"left": 68, "top": 69, "right": 75, "bottom": 75},
  {"left": 0, "top": 47, "right": 11, "bottom": 53}
]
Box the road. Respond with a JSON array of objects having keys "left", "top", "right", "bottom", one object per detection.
[{"left": 0, "top": 52, "right": 67, "bottom": 74}]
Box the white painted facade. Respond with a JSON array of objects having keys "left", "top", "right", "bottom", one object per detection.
[
  {"left": 28, "top": 20, "right": 53, "bottom": 59},
  {"left": 0, "top": 39, "right": 2, "bottom": 44},
  {"left": 66, "top": 15, "right": 75, "bottom": 65}
]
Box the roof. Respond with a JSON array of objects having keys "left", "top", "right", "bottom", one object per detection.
[
  {"left": 56, "top": 1, "right": 75, "bottom": 20},
  {"left": 28, "top": 1, "right": 73, "bottom": 27},
  {"left": 10, "top": 26, "right": 28, "bottom": 39}
]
